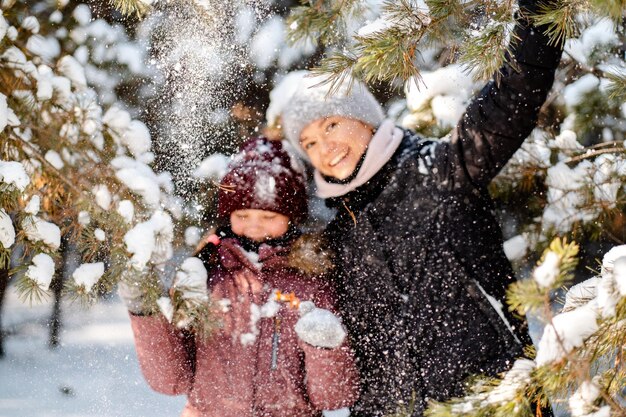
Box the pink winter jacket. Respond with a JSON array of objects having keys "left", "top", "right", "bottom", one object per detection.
[{"left": 129, "top": 238, "right": 359, "bottom": 417}]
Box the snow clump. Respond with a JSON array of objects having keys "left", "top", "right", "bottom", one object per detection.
[
  {"left": 72, "top": 262, "right": 105, "bottom": 292},
  {"left": 569, "top": 377, "right": 602, "bottom": 417},
  {"left": 92, "top": 184, "right": 112, "bottom": 210},
  {"left": 111, "top": 156, "right": 163, "bottom": 208},
  {"left": 533, "top": 251, "right": 560, "bottom": 288},
  {"left": 535, "top": 304, "right": 598, "bottom": 365},
  {"left": 601, "top": 245, "right": 626, "bottom": 275},
  {"left": 22, "top": 216, "right": 61, "bottom": 250},
  {"left": 24, "top": 195, "right": 40, "bottom": 215},
  {"left": 94, "top": 228, "right": 106, "bottom": 241},
  {"left": 404, "top": 64, "right": 475, "bottom": 129},
  {"left": 192, "top": 153, "right": 229, "bottom": 180},
  {"left": 172, "top": 257, "right": 208, "bottom": 301},
  {"left": 77, "top": 210, "right": 90, "bottom": 226},
  {"left": 503, "top": 235, "right": 528, "bottom": 261},
  {"left": 116, "top": 200, "right": 134, "bottom": 223},
  {"left": 124, "top": 210, "right": 174, "bottom": 270},
  {"left": 0, "top": 209, "right": 15, "bottom": 249},
  {"left": 612, "top": 257, "right": 626, "bottom": 296},
  {"left": 0, "top": 160, "right": 30, "bottom": 191},
  {"left": 157, "top": 297, "right": 174, "bottom": 322},
  {"left": 486, "top": 358, "right": 535, "bottom": 405},
  {"left": 184, "top": 226, "right": 202, "bottom": 247},
  {"left": 44, "top": 150, "right": 64, "bottom": 169},
  {"left": 25, "top": 253, "right": 56, "bottom": 290}
]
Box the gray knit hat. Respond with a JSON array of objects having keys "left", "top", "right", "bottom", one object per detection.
[{"left": 278, "top": 71, "right": 385, "bottom": 157}]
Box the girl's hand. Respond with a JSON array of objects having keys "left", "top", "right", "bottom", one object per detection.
[{"left": 193, "top": 231, "right": 220, "bottom": 256}]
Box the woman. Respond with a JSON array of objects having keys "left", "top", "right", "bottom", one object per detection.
[{"left": 276, "top": 2, "right": 563, "bottom": 416}]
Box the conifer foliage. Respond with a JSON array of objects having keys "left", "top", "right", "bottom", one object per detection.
[
  {"left": 426, "top": 238, "right": 626, "bottom": 417},
  {"left": 286, "top": 0, "right": 626, "bottom": 89},
  {"left": 0, "top": 0, "right": 177, "bottom": 313},
  {"left": 4, "top": 0, "right": 626, "bottom": 412}
]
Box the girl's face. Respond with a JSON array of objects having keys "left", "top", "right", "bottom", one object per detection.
[
  {"left": 299, "top": 116, "right": 374, "bottom": 180},
  {"left": 230, "top": 209, "right": 290, "bottom": 242}
]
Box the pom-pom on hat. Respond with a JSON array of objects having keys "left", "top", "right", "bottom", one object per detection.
[
  {"left": 218, "top": 137, "right": 308, "bottom": 224},
  {"left": 277, "top": 71, "right": 385, "bottom": 158}
]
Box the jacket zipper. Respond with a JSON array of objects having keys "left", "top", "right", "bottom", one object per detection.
[{"left": 271, "top": 316, "right": 281, "bottom": 371}]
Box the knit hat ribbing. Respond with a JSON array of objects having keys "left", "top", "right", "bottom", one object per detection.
[
  {"left": 217, "top": 137, "right": 308, "bottom": 224},
  {"left": 279, "top": 72, "right": 385, "bottom": 158}
]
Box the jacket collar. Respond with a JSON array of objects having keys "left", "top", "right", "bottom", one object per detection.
[{"left": 218, "top": 238, "right": 290, "bottom": 273}]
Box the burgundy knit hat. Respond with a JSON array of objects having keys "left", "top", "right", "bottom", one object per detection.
[{"left": 217, "top": 137, "right": 308, "bottom": 224}]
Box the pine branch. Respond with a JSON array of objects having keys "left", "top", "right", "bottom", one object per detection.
[
  {"left": 287, "top": 0, "right": 360, "bottom": 47},
  {"left": 118, "top": 269, "right": 163, "bottom": 315},
  {"left": 508, "top": 238, "right": 579, "bottom": 315},
  {"left": 531, "top": 0, "right": 584, "bottom": 46},
  {"left": 603, "top": 68, "right": 626, "bottom": 101},
  {"left": 0, "top": 248, "right": 10, "bottom": 270},
  {"left": 588, "top": 0, "right": 626, "bottom": 22},
  {"left": 459, "top": 20, "right": 512, "bottom": 81},
  {"left": 310, "top": 51, "right": 359, "bottom": 94},
  {"left": 63, "top": 279, "right": 99, "bottom": 306},
  {"left": 170, "top": 291, "right": 217, "bottom": 339},
  {"left": 12, "top": 135, "right": 83, "bottom": 197},
  {"left": 507, "top": 279, "right": 548, "bottom": 316},
  {"left": 15, "top": 275, "right": 51, "bottom": 305},
  {"left": 355, "top": 27, "right": 423, "bottom": 84},
  {"left": 425, "top": 0, "right": 465, "bottom": 21},
  {"left": 564, "top": 147, "right": 626, "bottom": 164},
  {"left": 0, "top": 184, "right": 22, "bottom": 213},
  {"left": 109, "top": 0, "right": 150, "bottom": 18}
]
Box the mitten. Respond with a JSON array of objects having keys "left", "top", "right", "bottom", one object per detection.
[
  {"left": 159, "top": 257, "right": 213, "bottom": 335},
  {"left": 295, "top": 301, "right": 346, "bottom": 349},
  {"left": 117, "top": 270, "right": 161, "bottom": 315},
  {"left": 117, "top": 278, "right": 147, "bottom": 315},
  {"left": 170, "top": 257, "right": 209, "bottom": 302}
]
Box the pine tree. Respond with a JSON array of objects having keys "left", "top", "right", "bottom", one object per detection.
[
  {"left": 32, "top": 0, "right": 626, "bottom": 412},
  {"left": 425, "top": 238, "right": 626, "bottom": 417},
  {"left": 0, "top": 0, "right": 184, "bottom": 341}
]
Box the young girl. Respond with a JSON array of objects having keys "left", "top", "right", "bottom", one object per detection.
[{"left": 124, "top": 137, "right": 359, "bottom": 417}]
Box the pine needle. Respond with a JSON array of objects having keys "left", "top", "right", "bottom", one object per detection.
[
  {"left": 459, "top": 20, "right": 512, "bottom": 81},
  {"left": 0, "top": 248, "right": 11, "bottom": 269},
  {"left": 15, "top": 276, "right": 51, "bottom": 305},
  {"left": 604, "top": 68, "right": 626, "bottom": 101},
  {"left": 425, "top": 0, "right": 465, "bottom": 20},
  {"left": 311, "top": 52, "right": 358, "bottom": 96},
  {"left": 588, "top": 0, "right": 626, "bottom": 23},
  {"left": 532, "top": 0, "right": 582, "bottom": 47},
  {"left": 109, "top": 0, "right": 150, "bottom": 18}
]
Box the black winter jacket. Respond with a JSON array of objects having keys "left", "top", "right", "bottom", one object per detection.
[{"left": 322, "top": 18, "right": 563, "bottom": 417}]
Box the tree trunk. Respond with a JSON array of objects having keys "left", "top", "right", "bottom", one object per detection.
[
  {"left": 48, "top": 268, "right": 63, "bottom": 349},
  {"left": 48, "top": 237, "right": 69, "bottom": 349},
  {"left": 0, "top": 268, "right": 8, "bottom": 358}
]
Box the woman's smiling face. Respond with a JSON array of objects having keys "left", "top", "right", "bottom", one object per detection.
[{"left": 299, "top": 116, "right": 374, "bottom": 180}]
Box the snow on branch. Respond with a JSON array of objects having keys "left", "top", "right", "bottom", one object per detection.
[
  {"left": 426, "top": 238, "right": 626, "bottom": 417},
  {"left": 0, "top": 0, "right": 179, "bottom": 307}
]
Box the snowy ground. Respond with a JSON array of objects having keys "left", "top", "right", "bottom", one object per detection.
[
  {"left": 0, "top": 284, "right": 561, "bottom": 417},
  {"left": 0, "top": 288, "right": 186, "bottom": 417}
]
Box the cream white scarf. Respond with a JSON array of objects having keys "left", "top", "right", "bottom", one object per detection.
[{"left": 314, "top": 119, "right": 404, "bottom": 198}]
